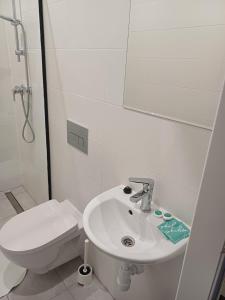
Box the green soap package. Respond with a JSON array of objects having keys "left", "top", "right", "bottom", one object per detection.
[{"left": 158, "top": 218, "right": 190, "bottom": 244}]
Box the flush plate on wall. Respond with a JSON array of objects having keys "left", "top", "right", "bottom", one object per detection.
[{"left": 67, "top": 120, "right": 88, "bottom": 154}]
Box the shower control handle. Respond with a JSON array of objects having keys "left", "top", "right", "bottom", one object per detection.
[
  {"left": 12, "top": 85, "right": 25, "bottom": 101},
  {"left": 12, "top": 85, "right": 20, "bottom": 101},
  {"left": 12, "top": 85, "right": 31, "bottom": 101}
]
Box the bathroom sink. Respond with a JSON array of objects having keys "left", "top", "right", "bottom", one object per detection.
[{"left": 83, "top": 185, "right": 189, "bottom": 264}]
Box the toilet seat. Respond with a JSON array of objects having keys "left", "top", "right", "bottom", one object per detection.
[{"left": 0, "top": 200, "right": 79, "bottom": 254}]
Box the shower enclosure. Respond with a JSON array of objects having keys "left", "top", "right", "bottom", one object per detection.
[
  {"left": 0, "top": 10, "right": 34, "bottom": 144},
  {"left": 0, "top": 0, "right": 50, "bottom": 219}
]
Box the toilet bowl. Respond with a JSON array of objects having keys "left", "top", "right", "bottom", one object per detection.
[{"left": 0, "top": 199, "right": 85, "bottom": 274}]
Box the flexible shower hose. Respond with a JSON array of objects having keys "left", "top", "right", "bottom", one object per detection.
[{"left": 21, "top": 92, "right": 35, "bottom": 143}]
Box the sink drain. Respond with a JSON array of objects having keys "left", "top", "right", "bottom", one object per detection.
[{"left": 121, "top": 236, "right": 135, "bottom": 247}]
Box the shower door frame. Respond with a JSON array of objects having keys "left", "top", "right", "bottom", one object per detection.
[{"left": 38, "top": 0, "right": 52, "bottom": 199}]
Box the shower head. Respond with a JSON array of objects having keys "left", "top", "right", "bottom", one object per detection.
[{"left": 0, "top": 14, "right": 20, "bottom": 25}]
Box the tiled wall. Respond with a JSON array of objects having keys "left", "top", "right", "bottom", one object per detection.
[
  {"left": 124, "top": 1, "right": 225, "bottom": 127},
  {"left": 43, "top": 0, "right": 225, "bottom": 299},
  {"left": 0, "top": 0, "right": 49, "bottom": 203},
  {"left": 44, "top": 0, "right": 214, "bottom": 226},
  {"left": 0, "top": 2, "right": 22, "bottom": 190}
]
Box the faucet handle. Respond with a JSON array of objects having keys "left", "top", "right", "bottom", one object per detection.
[
  {"left": 12, "top": 85, "right": 20, "bottom": 101},
  {"left": 129, "top": 177, "right": 153, "bottom": 184},
  {"left": 129, "top": 177, "right": 154, "bottom": 191}
]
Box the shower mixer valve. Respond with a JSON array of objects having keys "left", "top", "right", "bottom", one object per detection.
[{"left": 12, "top": 85, "right": 31, "bottom": 101}]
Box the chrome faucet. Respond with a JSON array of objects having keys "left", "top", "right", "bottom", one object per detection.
[{"left": 129, "top": 177, "right": 155, "bottom": 212}]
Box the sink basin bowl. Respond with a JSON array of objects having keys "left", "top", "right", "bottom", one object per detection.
[{"left": 83, "top": 185, "right": 189, "bottom": 264}]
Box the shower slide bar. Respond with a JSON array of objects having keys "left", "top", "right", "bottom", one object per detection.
[{"left": 0, "top": 0, "right": 35, "bottom": 143}]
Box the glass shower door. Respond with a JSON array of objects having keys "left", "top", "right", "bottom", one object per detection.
[
  {"left": 0, "top": 0, "right": 50, "bottom": 220},
  {"left": 0, "top": 5, "right": 21, "bottom": 192}
]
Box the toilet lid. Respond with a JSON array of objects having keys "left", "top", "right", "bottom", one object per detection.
[{"left": 0, "top": 200, "right": 78, "bottom": 253}]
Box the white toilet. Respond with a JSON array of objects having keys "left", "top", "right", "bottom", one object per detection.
[{"left": 0, "top": 199, "right": 85, "bottom": 274}]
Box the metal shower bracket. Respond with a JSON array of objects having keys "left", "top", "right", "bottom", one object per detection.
[{"left": 12, "top": 0, "right": 24, "bottom": 62}]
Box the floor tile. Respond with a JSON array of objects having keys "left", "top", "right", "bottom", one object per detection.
[
  {"left": 0, "top": 192, "right": 6, "bottom": 199},
  {"left": 56, "top": 258, "right": 113, "bottom": 300},
  {"left": 81, "top": 289, "right": 114, "bottom": 300},
  {"left": 55, "top": 258, "right": 83, "bottom": 288},
  {"left": 51, "top": 290, "right": 74, "bottom": 300},
  {"left": 13, "top": 192, "right": 36, "bottom": 211},
  {"left": 0, "top": 197, "right": 16, "bottom": 218},
  {"left": 8, "top": 270, "right": 66, "bottom": 300},
  {"left": 11, "top": 186, "right": 37, "bottom": 211},
  {"left": 10, "top": 187, "right": 25, "bottom": 196},
  {"left": 69, "top": 276, "right": 113, "bottom": 300}
]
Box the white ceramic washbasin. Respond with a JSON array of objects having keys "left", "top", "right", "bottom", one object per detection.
[{"left": 83, "top": 185, "right": 189, "bottom": 264}]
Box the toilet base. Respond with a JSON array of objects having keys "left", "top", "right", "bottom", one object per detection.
[{"left": 30, "top": 230, "right": 86, "bottom": 274}]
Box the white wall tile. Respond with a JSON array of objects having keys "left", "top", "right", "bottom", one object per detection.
[
  {"left": 45, "top": 49, "right": 62, "bottom": 89},
  {"left": 0, "top": 160, "right": 22, "bottom": 191},
  {"left": 21, "top": 8, "right": 41, "bottom": 50},
  {"left": 128, "top": 26, "right": 225, "bottom": 60},
  {"left": 20, "top": 0, "right": 39, "bottom": 13},
  {"left": 125, "top": 15, "right": 225, "bottom": 127},
  {"left": 55, "top": 49, "right": 126, "bottom": 105},
  {"left": 124, "top": 76, "right": 220, "bottom": 127},
  {"left": 130, "top": 0, "right": 225, "bottom": 31},
  {"left": 125, "top": 56, "right": 225, "bottom": 93},
  {"left": 46, "top": 0, "right": 130, "bottom": 49}
]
